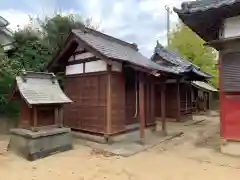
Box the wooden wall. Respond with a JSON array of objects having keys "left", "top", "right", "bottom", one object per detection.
[
  {"left": 110, "top": 73, "right": 125, "bottom": 133},
  {"left": 37, "top": 107, "right": 55, "bottom": 126},
  {"left": 19, "top": 101, "right": 56, "bottom": 128},
  {"left": 166, "top": 83, "right": 179, "bottom": 118},
  {"left": 155, "top": 84, "right": 162, "bottom": 118},
  {"left": 63, "top": 73, "right": 107, "bottom": 134},
  {"left": 125, "top": 68, "right": 138, "bottom": 126},
  {"left": 180, "top": 83, "right": 192, "bottom": 116},
  {"left": 19, "top": 99, "right": 32, "bottom": 128}
]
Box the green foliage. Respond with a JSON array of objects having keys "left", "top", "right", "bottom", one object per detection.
[
  {"left": 168, "top": 23, "right": 219, "bottom": 88},
  {"left": 11, "top": 27, "right": 52, "bottom": 72},
  {"left": 0, "top": 13, "right": 96, "bottom": 118},
  {"left": 0, "top": 48, "right": 19, "bottom": 118}
]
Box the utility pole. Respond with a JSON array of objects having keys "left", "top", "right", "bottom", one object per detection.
[{"left": 165, "top": 5, "right": 171, "bottom": 46}]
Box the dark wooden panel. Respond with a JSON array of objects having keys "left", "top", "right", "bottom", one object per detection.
[
  {"left": 19, "top": 100, "right": 32, "bottom": 128},
  {"left": 166, "top": 83, "right": 178, "bottom": 118},
  {"left": 155, "top": 84, "right": 162, "bottom": 117},
  {"left": 179, "top": 83, "right": 192, "bottom": 116},
  {"left": 111, "top": 73, "right": 125, "bottom": 133},
  {"left": 37, "top": 108, "right": 55, "bottom": 126},
  {"left": 125, "top": 69, "right": 138, "bottom": 125},
  {"left": 145, "top": 80, "right": 155, "bottom": 126},
  {"left": 222, "top": 52, "right": 240, "bottom": 92},
  {"left": 63, "top": 73, "right": 107, "bottom": 134}
]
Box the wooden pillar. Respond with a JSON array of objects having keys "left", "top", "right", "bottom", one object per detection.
[
  {"left": 106, "top": 65, "right": 112, "bottom": 140},
  {"left": 150, "top": 83, "right": 155, "bottom": 125},
  {"left": 139, "top": 73, "right": 145, "bottom": 140},
  {"left": 185, "top": 84, "right": 188, "bottom": 114},
  {"left": 209, "top": 92, "right": 212, "bottom": 110},
  {"left": 176, "top": 80, "right": 181, "bottom": 121},
  {"left": 190, "top": 84, "right": 194, "bottom": 112},
  {"left": 161, "top": 80, "right": 166, "bottom": 135},
  {"left": 32, "top": 107, "right": 38, "bottom": 131},
  {"left": 59, "top": 107, "right": 63, "bottom": 127},
  {"left": 54, "top": 107, "right": 59, "bottom": 125}
]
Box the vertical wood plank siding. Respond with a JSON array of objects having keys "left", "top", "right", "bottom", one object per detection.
[
  {"left": 179, "top": 83, "right": 192, "bottom": 116},
  {"left": 222, "top": 52, "right": 240, "bottom": 92},
  {"left": 19, "top": 99, "right": 32, "bottom": 128},
  {"left": 63, "top": 73, "right": 107, "bottom": 134},
  {"left": 111, "top": 73, "right": 125, "bottom": 133},
  {"left": 37, "top": 108, "right": 55, "bottom": 126},
  {"left": 166, "top": 84, "right": 179, "bottom": 118}
]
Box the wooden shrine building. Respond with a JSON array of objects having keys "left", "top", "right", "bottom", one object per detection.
[
  {"left": 152, "top": 42, "right": 212, "bottom": 120},
  {"left": 9, "top": 71, "right": 73, "bottom": 160},
  {"left": 47, "top": 28, "right": 212, "bottom": 141},
  {"left": 174, "top": 0, "right": 240, "bottom": 155}
]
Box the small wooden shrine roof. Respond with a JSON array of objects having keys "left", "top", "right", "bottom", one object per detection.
[
  {"left": 192, "top": 81, "right": 218, "bottom": 92},
  {"left": 13, "top": 71, "right": 72, "bottom": 105}
]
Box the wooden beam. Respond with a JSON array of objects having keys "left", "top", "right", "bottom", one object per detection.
[
  {"left": 139, "top": 73, "right": 145, "bottom": 140},
  {"left": 161, "top": 80, "right": 166, "bottom": 135},
  {"left": 69, "top": 52, "right": 95, "bottom": 61},
  {"left": 150, "top": 83, "right": 155, "bottom": 125},
  {"left": 33, "top": 107, "right": 38, "bottom": 129},
  {"left": 67, "top": 57, "right": 99, "bottom": 65},
  {"left": 106, "top": 65, "right": 112, "bottom": 139}
]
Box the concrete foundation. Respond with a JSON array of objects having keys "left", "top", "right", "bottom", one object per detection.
[
  {"left": 8, "top": 128, "right": 73, "bottom": 161},
  {"left": 221, "top": 140, "right": 240, "bottom": 156}
]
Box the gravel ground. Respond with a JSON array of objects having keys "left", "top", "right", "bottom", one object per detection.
[{"left": 0, "top": 111, "right": 240, "bottom": 180}]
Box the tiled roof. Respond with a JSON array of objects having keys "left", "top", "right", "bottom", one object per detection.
[
  {"left": 192, "top": 81, "right": 218, "bottom": 92},
  {"left": 153, "top": 42, "right": 192, "bottom": 68},
  {"left": 15, "top": 72, "right": 72, "bottom": 105},
  {"left": 72, "top": 29, "right": 181, "bottom": 74},
  {"left": 176, "top": 0, "right": 236, "bottom": 14},
  {"left": 0, "top": 16, "right": 15, "bottom": 51},
  {"left": 152, "top": 42, "right": 211, "bottom": 78}
]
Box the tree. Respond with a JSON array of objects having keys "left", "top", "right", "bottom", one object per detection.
[
  {"left": 0, "top": 48, "right": 19, "bottom": 117},
  {"left": 168, "top": 22, "right": 218, "bottom": 88},
  {"left": 38, "top": 14, "right": 98, "bottom": 54},
  {"left": 10, "top": 27, "right": 52, "bottom": 72}
]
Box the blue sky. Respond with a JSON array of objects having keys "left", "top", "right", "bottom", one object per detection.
[{"left": 0, "top": 0, "right": 185, "bottom": 56}]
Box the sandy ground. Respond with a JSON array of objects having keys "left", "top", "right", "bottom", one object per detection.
[{"left": 1, "top": 112, "right": 240, "bottom": 180}]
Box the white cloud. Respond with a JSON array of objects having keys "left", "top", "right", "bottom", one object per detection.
[
  {"left": 1, "top": 0, "right": 185, "bottom": 56},
  {"left": 0, "top": 9, "right": 31, "bottom": 30},
  {"left": 76, "top": 0, "right": 184, "bottom": 56}
]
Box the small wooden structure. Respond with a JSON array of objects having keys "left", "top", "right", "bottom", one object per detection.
[
  {"left": 175, "top": 0, "right": 240, "bottom": 155},
  {"left": 152, "top": 42, "right": 212, "bottom": 121},
  {"left": 9, "top": 71, "right": 73, "bottom": 160},
  {"left": 191, "top": 81, "right": 218, "bottom": 112},
  {"left": 47, "top": 28, "right": 212, "bottom": 142}
]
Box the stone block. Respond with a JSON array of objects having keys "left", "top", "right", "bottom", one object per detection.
[{"left": 8, "top": 128, "right": 73, "bottom": 161}]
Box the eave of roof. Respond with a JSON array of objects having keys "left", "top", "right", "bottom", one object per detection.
[
  {"left": 192, "top": 80, "right": 218, "bottom": 92},
  {"left": 152, "top": 43, "right": 211, "bottom": 79},
  {"left": 0, "top": 16, "right": 9, "bottom": 27},
  {"left": 174, "top": 0, "right": 240, "bottom": 42},
  {"left": 174, "top": 0, "right": 237, "bottom": 14}
]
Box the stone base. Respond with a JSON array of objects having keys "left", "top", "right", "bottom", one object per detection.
[
  {"left": 221, "top": 140, "right": 240, "bottom": 156},
  {"left": 8, "top": 128, "right": 73, "bottom": 161}
]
